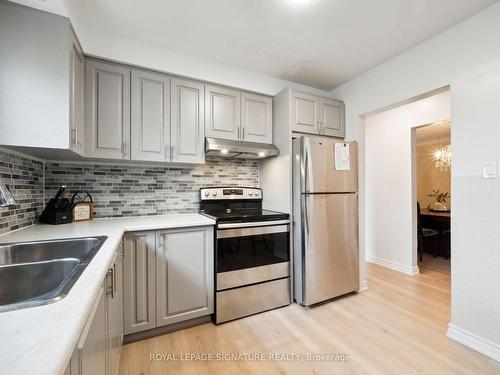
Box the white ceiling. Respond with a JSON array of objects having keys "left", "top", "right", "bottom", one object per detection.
[
  {"left": 416, "top": 120, "right": 451, "bottom": 146},
  {"left": 12, "top": 0, "right": 499, "bottom": 90}
]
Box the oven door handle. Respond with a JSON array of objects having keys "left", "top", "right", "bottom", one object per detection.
[
  {"left": 217, "top": 224, "right": 289, "bottom": 239},
  {"left": 217, "top": 219, "right": 290, "bottom": 229}
]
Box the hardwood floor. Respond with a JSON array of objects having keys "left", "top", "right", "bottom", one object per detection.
[{"left": 118, "top": 255, "right": 500, "bottom": 374}]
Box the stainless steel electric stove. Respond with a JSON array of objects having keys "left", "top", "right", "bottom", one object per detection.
[{"left": 200, "top": 187, "right": 291, "bottom": 324}]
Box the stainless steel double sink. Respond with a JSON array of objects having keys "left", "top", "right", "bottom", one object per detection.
[{"left": 0, "top": 236, "right": 107, "bottom": 313}]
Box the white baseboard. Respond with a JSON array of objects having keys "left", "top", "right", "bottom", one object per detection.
[
  {"left": 358, "top": 280, "right": 368, "bottom": 292},
  {"left": 366, "top": 255, "right": 419, "bottom": 276},
  {"left": 447, "top": 324, "right": 500, "bottom": 362}
]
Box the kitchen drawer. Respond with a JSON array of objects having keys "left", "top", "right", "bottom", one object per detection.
[{"left": 216, "top": 277, "right": 290, "bottom": 324}]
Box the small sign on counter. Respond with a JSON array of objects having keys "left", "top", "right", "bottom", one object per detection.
[{"left": 334, "top": 143, "right": 351, "bottom": 171}]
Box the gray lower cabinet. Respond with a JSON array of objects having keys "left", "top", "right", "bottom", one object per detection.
[
  {"left": 65, "top": 246, "right": 124, "bottom": 375},
  {"left": 156, "top": 227, "right": 214, "bottom": 326},
  {"left": 123, "top": 231, "right": 157, "bottom": 335},
  {"left": 78, "top": 286, "right": 107, "bottom": 375},
  {"left": 85, "top": 60, "right": 131, "bottom": 160},
  {"left": 124, "top": 226, "right": 214, "bottom": 335},
  {"left": 171, "top": 78, "right": 205, "bottom": 163},
  {"left": 107, "top": 244, "right": 124, "bottom": 375},
  {"left": 67, "top": 286, "right": 107, "bottom": 375},
  {"left": 131, "top": 69, "right": 171, "bottom": 162}
]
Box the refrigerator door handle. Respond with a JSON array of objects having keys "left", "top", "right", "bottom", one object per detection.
[
  {"left": 302, "top": 195, "right": 310, "bottom": 252},
  {"left": 302, "top": 137, "right": 311, "bottom": 192}
]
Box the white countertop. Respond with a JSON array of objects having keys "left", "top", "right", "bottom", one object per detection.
[{"left": 0, "top": 214, "right": 215, "bottom": 375}]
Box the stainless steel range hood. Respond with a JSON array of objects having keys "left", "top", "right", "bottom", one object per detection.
[{"left": 205, "top": 137, "right": 279, "bottom": 159}]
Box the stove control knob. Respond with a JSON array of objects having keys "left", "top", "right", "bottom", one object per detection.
[
  {"left": 204, "top": 191, "right": 209, "bottom": 197},
  {"left": 248, "top": 192, "right": 253, "bottom": 196},
  {"left": 212, "top": 192, "right": 217, "bottom": 197},
  {"left": 255, "top": 191, "right": 260, "bottom": 197}
]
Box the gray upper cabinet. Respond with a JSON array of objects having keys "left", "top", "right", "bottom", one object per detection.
[
  {"left": 205, "top": 85, "right": 240, "bottom": 141},
  {"left": 85, "top": 60, "right": 131, "bottom": 160},
  {"left": 131, "top": 70, "right": 171, "bottom": 162},
  {"left": 292, "top": 91, "right": 318, "bottom": 134},
  {"left": 292, "top": 90, "right": 345, "bottom": 138},
  {"left": 0, "top": 3, "right": 87, "bottom": 152},
  {"left": 241, "top": 92, "right": 272, "bottom": 144},
  {"left": 69, "top": 30, "right": 85, "bottom": 156},
  {"left": 319, "top": 98, "right": 345, "bottom": 138},
  {"left": 156, "top": 227, "right": 214, "bottom": 327},
  {"left": 171, "top": 78, "right": 205, "bottom": 163},
  {"left": 123, "top": 231, "right": 156, "bottom": 335}
]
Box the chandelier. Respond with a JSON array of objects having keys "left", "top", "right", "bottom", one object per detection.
[{"left": 434, "top": 145, "right": 451, "bottom": 171}]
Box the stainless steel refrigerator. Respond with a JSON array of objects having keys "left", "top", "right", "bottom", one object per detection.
[{"left": 292, "top": 135, "right": 359, "bottom": 306}]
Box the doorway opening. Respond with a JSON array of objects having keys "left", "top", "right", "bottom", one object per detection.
[
  {"left": 362, "top": 89, "right": 451, "bottom": 276},
  {"left": 414, "top": 120, "right": 451, "bottom": 272}
]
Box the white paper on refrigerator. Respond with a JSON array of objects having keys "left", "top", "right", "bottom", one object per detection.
[{"left": 334, "top": 143, "right": 351, "bottom": 170}]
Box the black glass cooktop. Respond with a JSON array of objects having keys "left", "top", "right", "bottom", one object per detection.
[{"left": 201, "top": 208, "right": 289, "bottom": 223}]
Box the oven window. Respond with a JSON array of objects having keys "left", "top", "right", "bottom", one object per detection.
[{"left": 217, "top": 227, "right": 289, "bottom": 273}]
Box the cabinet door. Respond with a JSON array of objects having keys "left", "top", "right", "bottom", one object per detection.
[
  {"left": 86, "top": 60, "right": 131, "bottom": 159},
  {"left": 205, "top": 85, "right": 240, "bottom": 141},
  {"left": 241, "top": 93, "right": 272, "bottom": 144},
  {"left": 107, "top": 244, "right": 124, "bottom": 375},
  {"left": 319, "top": 98, "right": 345, "bottom": 138},
  {"left": 69, "top": 31, "right": 85, "bottom": 156},
  {"left": 124, "top": 231, "right": 156, "bottom": 335},
  {"left": 77, "top": 286, "right": 107, "bottom": 375},
  {"left": 171, "top": 78, "right": 205, "bottom": 163},
  {"left": 156, "top": 227, "right": 214, "bottom": 327},
  {"left": 292, "top": 91, "right": 318, "bottom": 134},
  {"left": 131, "top": 70, "right": 171, "bottom": 162}
]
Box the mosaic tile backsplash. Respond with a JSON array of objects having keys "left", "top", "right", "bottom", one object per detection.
[
  {"left": 45, "top": 157, "right": 259, "bottom": 218},
  {"left": 0, "top": 148, "right": 44, "bottom": 235}
]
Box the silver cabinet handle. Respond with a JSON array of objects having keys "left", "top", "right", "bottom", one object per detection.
[
  {"left": 237, "top": 126, "right": 241, "bottom": 140},
  {"left": 113, "top": 263, "right": 117, "bottom": 296},
  {"left": 242, "top": 126, "right": 245, "bottom": 140},
  {"left": 106, "top": 268, "right": 114, "bottom": 298},
  {"left": 74, "top": 126, "right": 78, "bottom": 147},
  {"left": 122, "top": 140, "right": 128, "bottom": 157},
  {"left": 159, "top": 232, "right": 165, "bottom": 248}
]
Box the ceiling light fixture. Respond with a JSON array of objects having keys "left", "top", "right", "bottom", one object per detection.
[
  {"left": 289, "top": 0, "right": 313, "bottom": 5},
  {"left": 434, "top": 145, "right": 451, "bottom": 171},
  {"left": 258, "top": 152, "right": 266, "bottom": 158},
  {"left": 221, "top": 149, "right": 228, "bottom": 155}
]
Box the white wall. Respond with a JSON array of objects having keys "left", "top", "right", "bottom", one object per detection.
[
  {"left": 331, "top": 2, "right": 500, "bottom": 360},
  {"left": 364, "top": 92, "right": 450, "bottom": 275}
]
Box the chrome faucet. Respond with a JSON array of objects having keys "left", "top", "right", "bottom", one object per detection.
[{"left": 0, "top": 177, "right": 16, "bottom": 207}]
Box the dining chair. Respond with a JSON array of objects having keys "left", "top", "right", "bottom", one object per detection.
[
  {"left": 442, "top": 229, "right": 451, "bottom": 258},
  {"left": 417, "top": 202, "right": 440, "bottom": 261}
]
